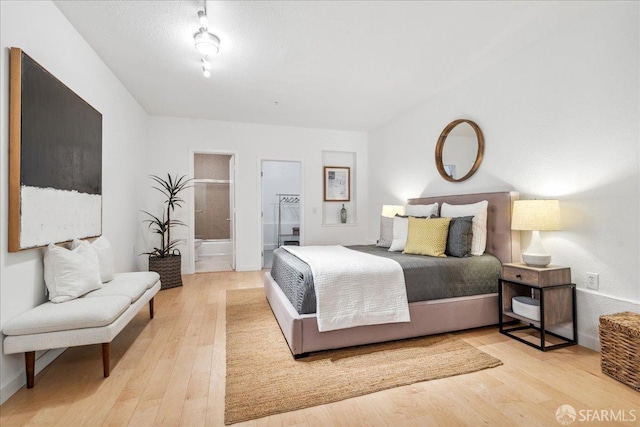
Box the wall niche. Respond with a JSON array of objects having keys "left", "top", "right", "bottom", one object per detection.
[{"left": 322, "top": 150, "right": 356, "bottom": 226}]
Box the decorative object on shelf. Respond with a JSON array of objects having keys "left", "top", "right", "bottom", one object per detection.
[
  {"left": 323, "top": 166, "right": 350, "bottom": 201},
  {"left": 194, "top": 0, "right": 220, "bottom": 77},
  {"left": 511, "top": 199, "right": 561, "bottom": 267},
  {"left": 8, "top": 48, "right": 103, "bottom": 252},
  {"left": 435, "top": 119, "right": 484, "bottom": 183},
  {"left": 340, "top": 204, "right": 347, "bottom": 223},
  {"left": 511, "top": 296, "right": 541, "bottom": 321},
  {"left": 142, "top": 173, "right": 192, "bottom": 289},
  {"left": 381, "top": 205, "right": 405, "bottom": 218}
]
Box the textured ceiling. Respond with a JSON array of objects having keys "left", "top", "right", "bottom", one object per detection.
[{"left": 53, "top": 1, "right": 554, "bottom": 132}]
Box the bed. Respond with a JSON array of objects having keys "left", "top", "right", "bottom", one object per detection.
[{"left": 264, "top": 191, "right": 520, "bottom": 357}]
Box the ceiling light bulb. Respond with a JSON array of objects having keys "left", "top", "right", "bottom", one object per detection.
[
  {"left": 203, "top": 69, "right": 211, "bottom": 78},
  {"left": 197, "top": 10, "right": 208, "bottom": 28},
  {"left": 194, "top": 29, "right": 220, "bottom": 55}
]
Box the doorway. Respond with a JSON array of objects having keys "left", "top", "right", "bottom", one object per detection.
[
  {"left": 261, "top": 160, "right": 302, "bottom": 268},
  {"left": 193, "top": 152, "right": 236, "bottom": 272}
]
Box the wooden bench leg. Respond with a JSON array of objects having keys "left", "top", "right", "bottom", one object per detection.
[
  {"left": 25, "top": 351, "right": 35, "bottom": 389},
  {"left": 149, "top": 298, "right": 154, "bottom": 319},
  {"left": 102, "top": 343, "right": 110, "bottom": 378}
]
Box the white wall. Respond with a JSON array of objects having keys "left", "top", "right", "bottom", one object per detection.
[
  {"left": 368, "top": 1, "right": 640, "bottom": 350},
  {"left": 0, "top": 1, "right": 148, "bottom": 402},
  {"left": 146, "top": 117, "right": 369, "bottom": 273}
]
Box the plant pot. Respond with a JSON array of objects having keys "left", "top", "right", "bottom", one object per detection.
[{"left": 149, "top": 254, "right": 183, "bottom": 290}]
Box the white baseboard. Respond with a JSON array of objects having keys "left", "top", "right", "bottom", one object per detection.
[
  {"left": 235, "top": 264, "right": 261, "bottom": 272},
  {"left": 0, "top": 348, "right": 66, "bottom": 405},
  {"left": 576, "top": 288, "right": 639, "bottom": 352},
  {"left": 578, "top": 332, "right": 601, "bottom": 352}
]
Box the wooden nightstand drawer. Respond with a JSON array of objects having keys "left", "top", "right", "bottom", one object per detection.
[{"left": 502, "top": 263, "right": 570, "bottom": 287}]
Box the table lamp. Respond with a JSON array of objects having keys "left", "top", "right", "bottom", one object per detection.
[
  {"left": 381, "top": 205, "right": 405, "bottom": 218},
  {"left": 511, "top": 199, "right": 561, "bottom": 267}
]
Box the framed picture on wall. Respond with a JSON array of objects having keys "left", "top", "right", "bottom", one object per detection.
[
  {"left": 323, "top": 166, "right": 350, "bottom": 201},
  {"left": 8, "top": 48, "right": 103, "bottom": 251}
]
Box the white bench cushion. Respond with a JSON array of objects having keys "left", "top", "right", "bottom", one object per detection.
[
  {"left": 84, "top": 280, "right": 148, "bottom": 303},
  {"left": 110, "top": 272, "right": 160, "bottom": 290},
  {"left": 3, "top": 296, "right": 130, "bottom": 336}
]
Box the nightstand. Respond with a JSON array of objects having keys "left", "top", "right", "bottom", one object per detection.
[{"left": 499, "top": 263, "right": 577, "bottom": 351}]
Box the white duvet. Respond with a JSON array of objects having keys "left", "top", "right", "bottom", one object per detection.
[{"left": 280, "top": 245, "right": 410, "bottom": 332}]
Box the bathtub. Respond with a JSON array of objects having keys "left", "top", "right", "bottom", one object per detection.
[{"left": 197, "top": 239, "right": 232, "bottom": 257}]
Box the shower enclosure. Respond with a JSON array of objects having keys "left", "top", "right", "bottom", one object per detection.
[{"left": 193, "top": 153, "right": 235, "bottom": 272}]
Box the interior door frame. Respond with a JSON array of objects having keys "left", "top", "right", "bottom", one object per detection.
[
  {"left": 189, "top": 149, "right": 237, "bottom": 274},
  {"left": 259, "top": 158, "right": 304, "bottom": 269}
]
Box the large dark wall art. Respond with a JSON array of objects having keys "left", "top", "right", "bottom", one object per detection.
[{"left": 9, "top": 48, "right": 102, "bottom": 252}]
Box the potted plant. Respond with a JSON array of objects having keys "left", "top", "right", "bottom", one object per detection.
[{"left": 142, "top": 173, "right": 191, "bottom": 289}]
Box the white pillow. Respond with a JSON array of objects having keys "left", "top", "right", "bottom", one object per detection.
[
  {"left": 389, "top": 216, "right": 409, "bottom": 252},
  {"left": 72, "top": 236, "right": 115, "bottom": 283},
  {"left": 44, "top": 241, "right": 102, "bottom": 303},
  {"left": 441, "top": 201, "right": 489, "bottom": 256},
  {"left": 404, "top": 203, "right": 438, "bottom": 217},
  {"left": 376, "top": 216, "right": 394, "bottom": 248}
]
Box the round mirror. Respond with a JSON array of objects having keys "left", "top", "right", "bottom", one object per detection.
[{"left": 435, "top": 119, "right": 484, "bottom": 182}]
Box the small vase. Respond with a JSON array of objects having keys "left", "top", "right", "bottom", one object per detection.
[{"left": 340, "top": 204, "right": 347, "bottom": 224}]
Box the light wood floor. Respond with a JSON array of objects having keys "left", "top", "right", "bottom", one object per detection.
[{"left": 1, "top": 271, "right": 637, "bottom": 426}]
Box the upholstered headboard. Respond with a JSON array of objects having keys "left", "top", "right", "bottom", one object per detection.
[{"left": 407, "top": 191, "right": 520, "bottom": 264}]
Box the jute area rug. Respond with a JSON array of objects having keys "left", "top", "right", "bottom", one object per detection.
[{"left": 224, "top": 288, "right": 502, "bottom": 425}]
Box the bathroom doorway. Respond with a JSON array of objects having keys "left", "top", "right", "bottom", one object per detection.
[
  {"left": 193, "top": 152, "right": 236, "bottom": 273},
  {"left": 261, "top": 160, "right": 302, "bottom": 268}
]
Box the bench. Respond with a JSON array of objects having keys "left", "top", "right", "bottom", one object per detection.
[{"left": 2, "top": 271, "right": 160, "bottom": 388}]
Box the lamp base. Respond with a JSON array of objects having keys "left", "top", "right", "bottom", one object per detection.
[
  {"left": 522, "top": 253, "right": 551, "bottom": 268},
  {"left": 521, "top": 230, "right": 552, "bottom": 267}
]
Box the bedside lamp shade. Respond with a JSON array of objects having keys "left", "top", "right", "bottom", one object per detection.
[
  {"left": 512, "top": 200, "right": 561, "bottom": 267},
  {"left": 381, "top": 205, "right": 405, "bottom": 218}
]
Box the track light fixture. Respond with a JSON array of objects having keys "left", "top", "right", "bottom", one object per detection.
[
  {"left": 201, "top": 58, "right": 211, "bottom": 78},
  {"left": 194, "top": 29, "right": 220, "bottom": 56},
  {"left": 194, "top": 1, "right": 220, "bottom": 77}
]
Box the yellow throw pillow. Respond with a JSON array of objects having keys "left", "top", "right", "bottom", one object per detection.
[{"left": 403, "top": 217, "right": 451, "bottom": 257}]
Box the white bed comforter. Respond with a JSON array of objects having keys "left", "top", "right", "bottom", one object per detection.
[{"left": 280, "top": 245, "right": 410, "bottom": 332}]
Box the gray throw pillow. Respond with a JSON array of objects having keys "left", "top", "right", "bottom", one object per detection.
[
  {"left": 376, "top": 216, "right": 394, "bottom": 248},
  {"left": 446, "top": 216, "right": 474, "bottom": 257}
]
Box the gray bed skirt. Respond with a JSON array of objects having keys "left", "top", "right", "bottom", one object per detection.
[{"left": 264, "top": 271, "right": 500, "bottom": 357}]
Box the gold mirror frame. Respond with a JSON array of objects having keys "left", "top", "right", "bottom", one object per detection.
[{"left": 435, "top": 119, "right": 485, "bottom": 183}]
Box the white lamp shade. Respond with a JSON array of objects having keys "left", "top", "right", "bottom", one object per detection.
[
  {"left": 381, "top": 205, "right": 405, "bottom": 218},
  {"left": 511, "top": 200, "right": 560, "bottom": 231},
  {"left": 194, "top": 30, "right": 220, "bottom": 56},
  {"left": 512, "top": 199, "right": 560, "bottom": 267}
]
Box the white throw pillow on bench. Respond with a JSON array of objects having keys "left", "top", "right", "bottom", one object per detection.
[
  {"left": 44, "top": 241, "right": 102, "bottom": 303},
  {"left": 72, "top": 236, "right": 115, "bottom": 283}
]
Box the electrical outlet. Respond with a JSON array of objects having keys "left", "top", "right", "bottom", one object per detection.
[{"left": 586, "top": 272, "right": 599, "bottom": 290}]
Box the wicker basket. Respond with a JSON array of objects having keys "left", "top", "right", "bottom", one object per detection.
[
  {"left": 599, "top": 311, "right": 640, "bottom": 391},
  {"left": 149, "top": 255, "right": 183, "bottom": 290}
]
